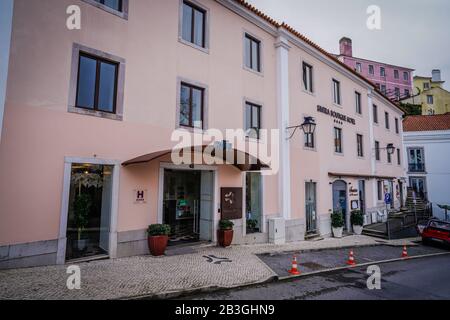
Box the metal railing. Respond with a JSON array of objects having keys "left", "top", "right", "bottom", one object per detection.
[{"left": 408, "top": 163, "right": 426, "bottom": 172}]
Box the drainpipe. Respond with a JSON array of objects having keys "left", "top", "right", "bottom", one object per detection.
[
  {"left": 275, "top": 31, "right": 291, "bottom": 222},
  {"left": 0, "top": 0, "right": 14, "bottom": 143}
]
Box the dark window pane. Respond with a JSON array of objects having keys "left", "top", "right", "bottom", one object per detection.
[
  {"left": 98, "top": 61, "right": 117, "bottom": 113},
  {"left": 244, "top": 37, "right": 252, "bottom": 69},
  {"left": 245, "top": 104, "right": 252, "bottom": 130},
  {"left": 182, "top": 3, "right": 193, "bottom": 43},
  {"left": 194, "top": 9, "right": 204, "bottom": 47},
  {"left": 192, "top": 88, "right": 202, "bottom": 128},
  {"left": 180, "top": 85, "right": 191, "bottom": 126},
  {"left": 252, "top": 40, "right": 259, "bottom": 71},
  {"left": 101, "top": 0, "right": 121, "bottom": 11},
  {"left": 77, "top": 56, "right": 97, "bottom": 109}
]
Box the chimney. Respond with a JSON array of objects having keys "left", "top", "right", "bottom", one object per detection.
[
  {"left": 339, "top": 37, "right": 353, "bottom": 57},
  {"left": 432, "top": 69, "right": 441, "bottom": 82}
]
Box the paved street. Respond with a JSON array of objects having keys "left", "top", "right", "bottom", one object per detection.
[
  {"left": 186, "top": 255, "right": 450, "bottom": 300},
  {"left": 0, "top": 235, "right": 444, "bottom": 300},
  {"left": 0, "top": 235, "right": 379, "bottom": 300}
]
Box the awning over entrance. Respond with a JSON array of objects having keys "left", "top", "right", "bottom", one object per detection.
[
  {"left": 328, "top": 172, "right": 404, "bottom": 181},
  {"left": 122, "top": 145, "right": 270, "bottom": 172}
]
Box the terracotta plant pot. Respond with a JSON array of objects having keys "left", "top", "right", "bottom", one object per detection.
[
  {"left": 218, "top": 229, "right": 234, "bottom": 247},
  {"left": 147, "top": 235, "right": 169, "bottom": 256}
]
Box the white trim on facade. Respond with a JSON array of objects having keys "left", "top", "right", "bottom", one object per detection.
[{"left": 275, "top": 33, "right": 291, "bottom": 222}]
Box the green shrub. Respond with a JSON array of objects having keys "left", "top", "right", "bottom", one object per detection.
[
  {"left": 351, "top": 210, "right": 364, "bottom": 226},
  {"left": 219, "top": 220, "right": 234, "bottom": 230},
  {"left": 247, "top": 219, "right": 258, "bottom": 229},
  {"left": 147, "top": 224, "right": 171, "bottom": 236},
  {"left": 73, "top": 194, "right": 92, "bottom": 240},
  {"left": 331, "top": 210, "right": 344, "bottom": 228}
]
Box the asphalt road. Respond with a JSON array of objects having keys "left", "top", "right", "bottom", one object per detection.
[{"left": 185, "top": 255, "right": 450, "bottom": 300}]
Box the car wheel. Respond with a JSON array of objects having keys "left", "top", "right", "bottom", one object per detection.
[{"left": 422, "top": 237, "right": 430, "bottom": 246}]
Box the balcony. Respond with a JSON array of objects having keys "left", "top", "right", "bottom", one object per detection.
[{"left": 408, "top": 163, "right": 426, "bottom": 173}]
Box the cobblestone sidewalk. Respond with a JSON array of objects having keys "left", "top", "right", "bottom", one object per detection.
[{"left": 0, "top": 235, "right": 417, "bottom": 300}]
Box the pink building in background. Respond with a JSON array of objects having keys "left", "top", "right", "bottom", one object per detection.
[{"left": 336, "top": 37, "right": 414, "bottom": 101}]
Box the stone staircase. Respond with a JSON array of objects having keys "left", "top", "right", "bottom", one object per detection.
[
  {"left": 405, "top": 188, "right": 432, "bottom": 223},
  {"left": 362, "top": 188, "right": 432, "bottom": 239}
]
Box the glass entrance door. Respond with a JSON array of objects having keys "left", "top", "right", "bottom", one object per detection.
[
  {"left": 332, "top": 180, "right": 348, "bottom": 230},
  {"left": 66, "top": 164, "right": 113, "bottom": 261},
  {"left": 163, "top": 170, "right": 201, "bottom": 245},
  {"left": 305, "top": 182, "right": 317, "bottom": 234},
  {"left": 410, "top": 177, "right": 426, "bottom": 200}
]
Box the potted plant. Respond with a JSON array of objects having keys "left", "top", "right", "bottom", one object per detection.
[
  {"left": 218, "top": 220, "right": 234, "bottom": 247},
  {"left": 351, "top": 210, "right": 364, "bottom": 235},
  {"left": 73, "top": 194, "right": 91, "bottom": 251},
  {"left": 331, "top": 210, "right": 344, "bottom": 238},
  {"left": 246, "top": 219, "right": 258, "bottom": 233},
  {"left": 147, "top": 224, "right": 171, "bottom": 256}
]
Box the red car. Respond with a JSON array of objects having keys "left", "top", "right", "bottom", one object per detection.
[{"left": 421, "top": 219, "right": 450, "bottom": 247}]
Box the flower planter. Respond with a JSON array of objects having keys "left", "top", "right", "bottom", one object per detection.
[
  {"left": 218, "top": 229, "right": 234, "bottom": 247},
  {"left": 353, "top": 225, "right": 363, "bottom": 235},
  {"left": 147, "top": 235, "right": 169, "bottom": 256},
  {"left": 332, "top": 227, "right": 343, "bottom": 238},
  {"left": 75, "top": 239, "right": 88, "bottom": 251}
]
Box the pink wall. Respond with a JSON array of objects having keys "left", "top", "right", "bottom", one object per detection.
[{"left": 0, "top": 0, "right": 280, "bottom": 245}]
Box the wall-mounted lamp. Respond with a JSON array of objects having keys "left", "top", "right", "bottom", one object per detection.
[
  {"left": 386, "top": 143, "right": 396, "bottom": 155},
  {"left": 287, "top": 117, "right": 317, "bottom": 140},
  {"left": 375, "top": 143, "right": 396, "bottom": 155}
]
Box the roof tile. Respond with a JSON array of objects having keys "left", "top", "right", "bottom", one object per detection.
[{"left": 403, "top": 114, "right": 450, "bottom": 132}]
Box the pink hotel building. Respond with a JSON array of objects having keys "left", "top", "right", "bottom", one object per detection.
[{"left": 0, "top": 0, "right": 406, "bottom": 269}]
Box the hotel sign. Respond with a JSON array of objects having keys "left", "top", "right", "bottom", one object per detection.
[
  {"left": 221, "top": 188, "right": 243, "bottom": 220},
  {"left": 134, "top": 189, "right": 147, "bottom": 204},
  {"left": 317, "top": 105, "right": 356, "bottom": 125}
]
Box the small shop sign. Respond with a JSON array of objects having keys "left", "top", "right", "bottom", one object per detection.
[
  {"left": 221, "top": 188, "right": 243, "bottom": 220},
  {"left": 349, "top": 186, "right": 359, "bottom": 197}
]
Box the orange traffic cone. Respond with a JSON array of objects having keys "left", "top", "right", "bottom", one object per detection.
[
  {"left": 402, "top": 245, "right": 409, "bottom": 258},
  {"left": 347, "top": 250, "right": 356, "bottom": 266},
  {"left": 288, "top": 255, "right": 301, "bottom": 275}
]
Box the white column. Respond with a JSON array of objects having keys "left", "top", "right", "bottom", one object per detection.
[
  {"left": 275, "top": 33, "right": 291, "bottom": 220},
  {"left": 0, "top": 0, "right": 14, "bottom": 143},
  {"left": 367, "top": 89, "right": 378, "bottom": 207}
]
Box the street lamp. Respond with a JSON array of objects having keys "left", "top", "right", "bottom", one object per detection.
[
  {"left": 386, "top": 143, "right": 395, "bottom": 155},
  {"left": 301, "top": 117, "right": 317, "bottom": 135},
  {"left": 287, "top": 117, "right": 317, "bottom": 140}
]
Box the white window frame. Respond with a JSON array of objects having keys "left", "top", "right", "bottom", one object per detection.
[
  {"left": 57, "top": 157, "right": 121, "bottom": 264},
  {"left": 332, "top": 78, "right": 342, "bottom": 106},
  {"left": 178, "top": 0, "right": 210, "bottom": 53},
  {"left": 302, "top": 62, "right": 314, "bottom": 93}
]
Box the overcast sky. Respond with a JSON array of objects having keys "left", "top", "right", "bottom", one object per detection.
[{"left": 247, "top": 0, "right": 450, "bottom": 90}]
